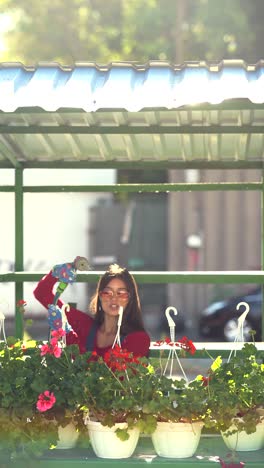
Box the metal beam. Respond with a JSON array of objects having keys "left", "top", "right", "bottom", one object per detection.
[
  {"left": 1, "top": 160, "right": 264, "bottom": 170},
  {"left": 20, "top": 182, "right": 262, "bottom": 193},
  {"left": 0, "top": 124, "right": 264, "bottom": 134},
  {"left": 1, "top": 270, "right": 264, "bottom": 284},
  {"left": 6, "top": 100, "right": 264, "bottom": 113}
]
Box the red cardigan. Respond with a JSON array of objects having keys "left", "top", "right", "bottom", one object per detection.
[{"left": 33, "top": 272, "right": 150, "bottom": 358}]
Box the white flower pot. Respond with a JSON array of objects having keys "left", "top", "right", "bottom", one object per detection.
[
  {"left": 221, "top": 421, "right": 264, "bottom": 452},
  {"left": 56, "top": 422, "right": 79, "bottom": 449},
  {"left": 151, "top": 421, "right": 204, "bottom": 458},
  {"left": 86, "top": 420, "right": 140, "bottom": 459}
]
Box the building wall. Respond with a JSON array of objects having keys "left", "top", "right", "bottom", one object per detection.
[{"left": 168, "top": 169, "right": 261, "bottom": 330}]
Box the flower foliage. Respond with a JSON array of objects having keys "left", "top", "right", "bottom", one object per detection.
[
  {"left": 203, "top": 343, "right": 264, "bottom": 435},
  {"left": 1, "top": 329, "right": 264, "bottom": 459},
  {"left": 0, "top": 332, "right": 89, "bottom": 460},
  {"left": 83, "top": 345, "right": 157, "bottom": 439}
]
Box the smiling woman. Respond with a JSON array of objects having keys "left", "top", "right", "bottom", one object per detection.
[{"left": 33, "top": 262, "right": 150, "bottom": 358}]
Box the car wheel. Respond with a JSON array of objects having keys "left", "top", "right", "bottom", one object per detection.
[{"left": 223, "top": 317, "right": 253, "bottom": 342}]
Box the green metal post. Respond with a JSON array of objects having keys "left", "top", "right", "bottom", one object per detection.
[{"left": 15, "top": 168, "right": 24, "bottom": 339}]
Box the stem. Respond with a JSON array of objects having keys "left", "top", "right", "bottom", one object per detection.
[
  {"left": 202, "top": 348, "right": 215, "bottom": 361},
  {"left": 102, "top": 361, "right": 129, "bottom": 392}
]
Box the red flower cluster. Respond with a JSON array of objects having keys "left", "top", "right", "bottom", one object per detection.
[
  {"left": 154, "top": 336, "right": 196, "bottom": 355},
  {"left": 103, "top": 345, "right": 140, "bottom": 372},
  {"left": 154, "top": 337, "right": 172, "bottom": 346},
  {"left": 177, "top": 336, "right": 196, "bottom": 355}
]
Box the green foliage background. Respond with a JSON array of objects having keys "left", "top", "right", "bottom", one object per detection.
[{"left": 0, "top": 0, "right": 263, "bottom": 65}]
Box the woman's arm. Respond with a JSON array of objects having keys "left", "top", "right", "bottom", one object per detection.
[
  {"left": 33, "top": 271, "right": 64, "bottom": 309},
  {"left": 33, "top": 271, "right": 94, "bottom": 353}
]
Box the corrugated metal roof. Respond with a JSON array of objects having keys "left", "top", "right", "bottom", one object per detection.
[
  {"left": 1, "top": 60, "right": 264, "bottom": 112},
  {"left": 1, "top": 60, "right": 264, "bottom": 168}
]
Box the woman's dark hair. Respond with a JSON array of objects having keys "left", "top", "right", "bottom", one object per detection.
[{"left": 90, "top": 264, "right": 146, "bottom": 335}]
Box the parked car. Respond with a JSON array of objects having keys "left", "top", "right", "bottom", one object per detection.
[{"left": 198, "top": 286, "right": 262, "bottom": 342}]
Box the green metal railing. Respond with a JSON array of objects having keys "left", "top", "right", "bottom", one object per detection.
[{"left": 1, "top": 168, "right": 264, "bottom": 340}]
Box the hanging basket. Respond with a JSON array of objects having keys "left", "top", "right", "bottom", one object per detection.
[
  {"left": 55, "top": 421, "right": 79, "bottom": 449},
  {"left": 151, "top": 421, "right": 204, "bottom": 458},
  {"left": 221, "top": 420, "right": 264, "bottom": 452},
  {"left": 86, "top": 420, "right": 140, "bottom": 459}
]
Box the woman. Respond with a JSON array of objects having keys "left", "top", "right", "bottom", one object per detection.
[{"left": 33, "top": 263, "right": 150, "bottom": 357}]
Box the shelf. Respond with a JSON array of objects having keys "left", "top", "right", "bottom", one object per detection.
[{"left": 2, "top": 434, "right": 263, "bottom": 468}]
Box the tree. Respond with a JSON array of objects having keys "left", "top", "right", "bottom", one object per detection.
[
  {"left": 0, "top": 0, "right": 263, "bottom": 65},
  {"left": 0, "top": 0, "right": 123, "bottom": 64}
]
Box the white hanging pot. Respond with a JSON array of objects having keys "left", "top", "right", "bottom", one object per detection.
[
  {"left": 221, "top": 420, "right": 264, "bottom": 452},
  {"left": 257, "top": 407, "right": 264, "bottom": 418},
  {"left": 151, "top": 421, "right": 204, "bottom": 458},
  {"left": 86, "top": 420, "right": 140, "bottom": 459},
  {"left": 55, "top": 421, "right": 79, "bottom": 449}
]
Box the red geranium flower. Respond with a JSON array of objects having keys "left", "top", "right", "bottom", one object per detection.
[
  {"left": 176, "top": 336, "right": 196, "bottom": 355},
  {"left": 153, "top": 337, "right": 174, "bottom": 346},
  {"left": 104, "top": 345, "right": 140, "bottom": 371},
  {"left": 36, "top": 390, "right": 56, "bottom": 412},
  {"left": 17, "top": 299, "right": 27, "bottom": 307}
]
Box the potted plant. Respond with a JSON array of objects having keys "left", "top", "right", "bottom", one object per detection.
[
  {"left": 204, "top": 342, "right": 264, "bottom": 451},
  {"left": 0, "top": 337, "right": 58, "bottom": 461},
  {"left": 0, "top": 330, "right": 89, "bottom": 461},
  {"left": 145, "top": 336, "right": 208, "bottom": 458},
  {"left": 81, "top": 345, "right": 156, "bottom": 459},
  {"left": 30, "top": 329, "right": 89, "bottom": 449}
]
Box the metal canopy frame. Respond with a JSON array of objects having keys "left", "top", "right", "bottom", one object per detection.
[{"left": 0, "top": 61, "right": 264, "bottom": 339}]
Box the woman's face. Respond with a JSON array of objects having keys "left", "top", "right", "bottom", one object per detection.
[{"left": 99, "top": 278, "right": 130, "bottom": 317}]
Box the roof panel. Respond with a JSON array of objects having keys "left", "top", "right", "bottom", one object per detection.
[
  {"left": 0, "top": 60, "right": 264, "bottom": 112},
  {"left": 1, "top": 61, "right": 264, "bottom": 168}
]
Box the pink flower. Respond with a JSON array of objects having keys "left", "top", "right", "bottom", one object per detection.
[
  {"left": 36, "top": 391, "right": 56, "bottom": 412},
  {"left": 40, "top": 344, "right": 51, "bottom": 356},
  {"left": 51, "top": 328, "right": 66, "bottom": 340},
  {"left": 40, "top": 342, "right": 62, "bottom": 358},
  {"left": 50, "top": 337, "right": 58, "bottom": 346},
  {"left": 52, "top": 344, "right": 62, "bottom": 358}
]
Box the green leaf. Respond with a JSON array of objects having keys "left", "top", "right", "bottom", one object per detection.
[{"left": 115, "top": 428, "right": 129, "bottom": 441}]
